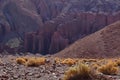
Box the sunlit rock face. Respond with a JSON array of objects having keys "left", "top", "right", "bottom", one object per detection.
[{"left": 0, "top": 0, "right": 120, "bottom": 54}]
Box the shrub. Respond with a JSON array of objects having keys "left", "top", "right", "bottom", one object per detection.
[
  {"left": 116, "top": 59, "right": 120, "bottom": 66},
  {"left": 61, "top": 58, "right": 76, "bottom": 66},
  {"left": 63, "top": 63, "right": 92, "bottom": 80},
  {"left": 98, "top": 61, "right": 119, "bottom": 75},
  {"left": 82, "top": 59, "right": 97, "bottom": 63},
  {"left": 54, "top": 57, "right": 61, "bottom": 64},
  {"left": 36, "top": 57, "right": 46, "bottom": 65},
  {"left": 16, "top": 57, "right": 27, "bottom": 65},
  {"left": 91, "top": 63, "right": 99, "bottom": 70},
  {"left": 25, "top": 57, "right": 46, "bottom": 67},
  {"left": 25, "top": 58, "right": 37, "bottom": 67}
]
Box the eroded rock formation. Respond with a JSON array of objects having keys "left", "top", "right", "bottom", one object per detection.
[
  {"left": 0, "top": 0, "right": 120, "bottom": 54},
  {"left": 24, "top": 12, "right": 120, "bottom": 54}
]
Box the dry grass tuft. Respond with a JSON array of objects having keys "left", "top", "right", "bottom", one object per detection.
[
  {"left": 36, "top": 57, "right": 46, "bottom": 65},
  {"left": 54, "top": 57, "right": 61, "bottom": 64},
  {"left": 25, "top": 57, "right": 36, "bottom": 67},
  {"left": 91, "top": 63, "right": 99, "bottom": 70},
  {"left": 63, "top": 63, "right": 92, "bottom": 80},
  {"left": 82, "top": 59, "right": 97, "bottom": 63},
  {"left": 16, "top": 57, "right": 27, "bottom": 65},
  {"left": 16, "top": 57, "right": 46, "bottom": 67},
  {"left": 116, "top": 59, "right": 120, "bottom": 66},
  {"left": 98, "top": 61, "right": 119, "bottom": 75},
  {"left": 61, "top": 58, "right": 76, "bottom": 66},
  {"left": 25, "top": 57, "right": 46, "bottom": 67}
]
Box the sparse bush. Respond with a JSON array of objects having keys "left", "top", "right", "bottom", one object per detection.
[
  {"left": 25, "top": 57, "right": 46, "bottom": 67},
  {"left": 63, "top": 63, "right": 92, "bottom": 80},
  {"left": 97, "top": 59, "right": 106, "bottom": 64},
  {"left": 82, "top": 59, "right": 97, "bottom": 63},
  {"left": 98, "top": 61, "right": 119, "bottom": 75},
  {"left": 36, "top": 57, "right": 46, "bottom": 65},
  {"left": 54, "top": 57, "right": 61, "bottom": 64},
  {"left": 61, "top": 58, "right": 76, "bottom": 66},
  {"left": 91, "top": 63, "right": 99, "bottom": 70},
  {"left": 25, "top": 58, "right": 37, "bottom": 67},
  {"left": 16, "top": 57, "right": 46, "bottom": 67},
  {"left": 16, "top": 57, "right": 27, "bottom": 65},
  {"left": 116, "top": 59, "right": 120, "bottom": 66}
]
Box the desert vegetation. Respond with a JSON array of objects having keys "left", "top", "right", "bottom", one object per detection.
[
  {"left": 15, "top": 57, "right": 120, "bottom": 80},
  {"left": 63, "top": 63, "right": 92, "bottom": 80},
  {"left": 0, "top": 55, "right": 120, "bottom": 80},
  {"left": 16, "top": 57, "right": 46, "bottom": 67},
  {"left": 98, "top": 61, "right": 119, "bottom": 75}
]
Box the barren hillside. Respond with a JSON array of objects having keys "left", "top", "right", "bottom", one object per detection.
[{"left": 55, "top": 21, "right": 120, "bottom": 58}]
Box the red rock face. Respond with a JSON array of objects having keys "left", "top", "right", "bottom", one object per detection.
[
  {"left": 49, "top": 32, "right": 69, "bottom": 54},
  {"left": 107, "top": 14, "right": 117, "bottom": 25},
  {"left": 24, "top": 32, "right": 34, "bottom": 52},
  {"left": 24, "top": 12, "right": 120, "bottom": 54}
]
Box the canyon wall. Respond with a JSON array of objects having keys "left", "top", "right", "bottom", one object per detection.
[
  {"left": 24, "top": 12, "right": 120, "bottom": 54},
  {"left": 0, "top": 0, "right": 120, "bottom": 54}
]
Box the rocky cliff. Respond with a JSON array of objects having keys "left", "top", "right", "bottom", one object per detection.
[
  {"left": 24, "top": 12, "right": 120, "bottom": 54},
  {"left": 0, "top": 0, "right": 43, "bottom": 53},
  {"left": 0, "top": 0, "right": 120, "bottom": 54}
]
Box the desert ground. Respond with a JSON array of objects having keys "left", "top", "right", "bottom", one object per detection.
[{"left": 0, "top": 53, "right": 120, "bottom": 80}]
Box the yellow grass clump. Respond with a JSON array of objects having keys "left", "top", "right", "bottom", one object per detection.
[
  {"left": 61, "top": 58, "right": 76, "bottom": 66},
  {"left": 36, "top": 57, "right": 46, "bottom": 65},
  {"left": 54, "top": 57, "right": 61, "bottom": 64},
  {"left": 16, "top": 57, "right": 28, "bottom": 65},
  {"left": 63, "top": 63, "right": 92, "bottom": 80},
  {"left": 91, "top": 63, "right": 99, "bottom": 70},
  {"left": 82, "top": 59, "right": 97, "bottom": 63},
  {"left": 98, "top": 61, "right": 119, "bottom": 75},
  {"left": 116, "top": 59, "right": 120, "bottom": 66},
  {"left": 16, "top": 57, "right": 46, "bottom": 67},
  {"left": 25, "top": 58, "right": 36, "bottom": 66},
  {"left": 25, "top": 57, "right": 46, "bottom": 67}
]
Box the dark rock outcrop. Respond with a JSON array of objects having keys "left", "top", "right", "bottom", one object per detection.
[{"left": 0, "top": 0, "right": 43, "bottom": 53}]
